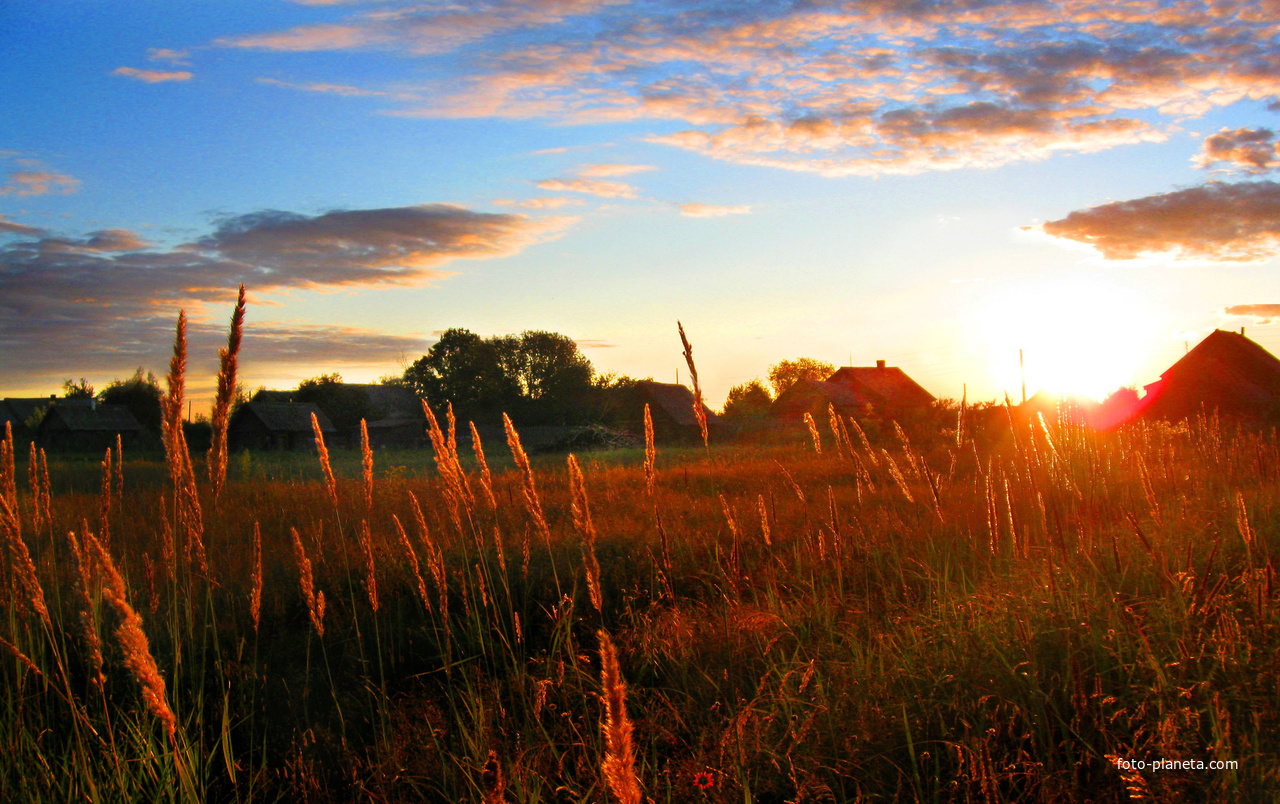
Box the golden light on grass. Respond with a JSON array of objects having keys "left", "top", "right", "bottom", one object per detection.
[
  {"left": 208, "top": 284, "right": 245, "bottom": 502},
  {"left": 568, "top": 454, "right": 603, "bottom": 613},
  {"left": 677, "top": 322, "right": 709, "bottom": 448},
  {"left": 291, "top": 527, "right": 326, "bottom": 637},
  {"left": 597, "top": 629, "right": 640, "bottom": 804},
  {"left": 312, "top": 412, "right": 338, "bottom": 509}
]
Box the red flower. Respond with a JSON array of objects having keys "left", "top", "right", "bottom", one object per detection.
[{"left": 694, "top": 770, "right": 715, "bottom": 790}]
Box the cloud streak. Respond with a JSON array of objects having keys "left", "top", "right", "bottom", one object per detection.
[
  {"left": 678, "top": 203, "right": 751, "bottom": 217},
  {"left": 1224, "top": 304, "right": 1280, "bottom": 323},
  {"left": 0, "top": 203, "right": 571, "bottom": 387},
  {"left": 112, "top": 66, "right": 194, "bottom": 83},
  {"left": 1037, "top": 181, "right": 1280, "bottom": 262},
  {"left": 215, "top": 1, "right": 1280, "bottom": 175}
]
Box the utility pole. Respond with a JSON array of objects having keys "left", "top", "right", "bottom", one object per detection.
[{"left": 1019, "top": 348, "right": 1026, "bottom": 404}]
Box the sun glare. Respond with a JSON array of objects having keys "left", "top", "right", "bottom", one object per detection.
[{"left": 979, "top": 275, "right": 1153, "bottom": 402}]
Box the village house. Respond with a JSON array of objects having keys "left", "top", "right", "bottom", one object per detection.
[
  {"left": 35, "top": 399, "right": 142, "bottom": 452},
  {"left": 771, "top": 360, "right": 935, "bottom": 421},
  {"left": 617, "top": 380, "right": 723, "bottom": 443},
  {"left": 1140, "top": 329, "right": 1280, "bottom": 422},
  {"left": 228, "top": 401, "right": 337, "bottom": 452}
]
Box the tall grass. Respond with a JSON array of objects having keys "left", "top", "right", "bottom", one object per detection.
[{"left": 0, "top": 308, "right": 1277, "bottom": 802}]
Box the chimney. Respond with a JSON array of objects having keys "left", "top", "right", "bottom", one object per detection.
[{"left": 876, "top": 359, "right": 886, "bottom": 369}]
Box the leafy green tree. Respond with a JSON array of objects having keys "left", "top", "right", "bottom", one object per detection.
[
  {"left": 722, "top": 379, "right": 773, "bottom": 423},
  {"left": 98, "top": 368, "right": 162, "bottom": 432},
  {"left": 62, "top": 377, "right": 95, "bottom": 399},
  {"left": 767, "top": 357, "right": 836, "bottom": 397},
  {"left": 402, "top": 329, "right": 519, "bottom": 418}
]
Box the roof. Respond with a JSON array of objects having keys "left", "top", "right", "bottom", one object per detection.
[
  {"left": 1, "top": 397, "right": 86, "bottom": 428},
  {"left": 635, "top": 380, "right": 721, "bottom": 427},
  {"left": 238, "top": 401, "right": 336, "bottom": 433},
  {"left": 345, "top": 383, "right": 425, "bottom": 422},
  {"left": 770, "top": 379, "right": 873, "bottom": 415},
  {"left": 43, "top": 403, "right": 141, "bottom": 432},
  {"left": 827, "top": 365, "right": 935, "bottom": 408},
  {"left": 1142, "top": 329, "right": 1280, "bottom": 419}
]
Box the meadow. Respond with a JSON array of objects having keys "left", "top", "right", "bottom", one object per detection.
[{"left": 3, "top": 400, "right": 1278, "bottom": 803}]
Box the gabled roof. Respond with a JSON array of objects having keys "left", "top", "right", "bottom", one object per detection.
[
  {"left": 771, "top": 379, "right": 873, "bottom": 413},
  {"left": 635, "top": 380, "right": 721, "bottom": 427},
  {"left": 1142, "top": 329, "right": 1280, "bottom": 419},
  {"left": 827, "top": 365, "right": 935, "bottom": 408},
  {"left": 2, "top": 397, "right": 83, "bottom": 428},
  {"left": 43, "top": 403, "right": 141, "bottom": 432},
  {"left": 238, "top": 401, "right": 336, "bottom": 433},
  {"left": 345, "top": 383, "right": 425, "bottom": 422}
]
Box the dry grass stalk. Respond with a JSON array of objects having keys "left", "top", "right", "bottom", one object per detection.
[
  {"left": 848, "top": 417, "right": 878, "bottom": 466},
  {"left": 392, "top": 515, "right": 432, "bottom": 613},
  {"left": 27, "top": 441, "right": 42, "bottom": 533},
  {"left": 84, "top": 529, "right": 179, "bottom": 741},
  {"left": 291, "top": 527, "right": 326, "bottom": 637},
  {"left": 1, "top": 423, "right": 15, "bottom": 511},
  {"left": 677, "top": 321, "right": 709, "bottom": 448},
  {"left": 99, "top": 448, "right": 113, "bottom": 547},
  {"left": 423, "top": 401, "right": 474, "bottom": 530},
  {"left": 803, "top": 413, "right": 822, "bottom": 455},
  {"left": 505, "top": 413, "right": 552, "bottom": 549},
  {"left": 251, "top": 522, "right": 263, "bottom": 633},
  {"left": 470, "top": 421, "right": 498, "bottom": 511},
  {"left": 409, "top": 493, "right": 449, "bottom": 626},
  {"left": 597, "top": 630, "right": 641, "bottom": 804},
  {"left": 643, "top": 404, "right": 656, "bottom": 498},
  {"left": 361, "top": 419, "right": 374, "bottom": 514},
  {"left": 0, "top": 634, "right": 43, "bottom": 681},
  {"left": 482, "top": 750, "right": 506, "bottom": 804},
  {"left": 757, "top": 494, "right": 772, "bottom": 547},
  {"left": 720, "top": 494, "right": 742, "bottom": 594},
  {"left": 311, "top": 413, "right": 338, "bottom": 509},
  {"left": 568, "top": 455, "right": 603, "bottom": 613},
  {"left": 827, "top": 404, "right": 847, "bottom": 460},
  {"left": 882, "top": 449, "right": 914, "bottom": 503},
  {"left": 69, "top": 523, "right": 106, "bottom": 687},
  {"left": 0, "top": 493, "right": 50, "bottom": 628},
  {"left": 361, "top": 519, "right": 379, "bottom": 612},
  {"left": 208, "top": 283, "right": 246, "bottom": 502},
  {"left": 38, "top": 448, "right": 51, "bottom": 532},
  {"left": 114, "top": 434, "right": 123, "bottom": 503}
]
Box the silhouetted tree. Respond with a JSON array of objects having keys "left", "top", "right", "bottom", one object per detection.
[
  {"left": 99, "top": 368, "right": 162, "bottom": 432},
  {"left": 295, "top": 373, "right": 376, "bottom": 435},
  {"left": 722, "top": 379, "right": 773, "bottom": 423},
  {"left": 767, "top": 357, "right": 836, "bottom": 396},
  {"left": 62, "top": 377, "right": 95, "bottom": 399}
]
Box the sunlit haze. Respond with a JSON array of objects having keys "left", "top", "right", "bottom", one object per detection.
[{"left": 4, "top": 1, "right": 1280, "bottom": 411}]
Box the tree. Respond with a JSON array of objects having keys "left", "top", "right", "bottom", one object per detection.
[
  {"left": 295, "top": 373, "right": 376, "bottom": 435},
  {"left": 402, "top": 328, "right": 519, "bottom": 417},
  {"left": 767, "top": 357, "right": 836, "bottom": 397},
  {"left": 721, "top": 380, "right": 773, "bottom": 423},
  {"left": 99, "top": 368, "right": 162, "bottom": 432},
  {"left": 62, "top": 377, "right": 94, "bottom": 399}
]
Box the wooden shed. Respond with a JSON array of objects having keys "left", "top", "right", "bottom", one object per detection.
[{"left": 228, "top": 401, "right": 337, "bottom": 452}]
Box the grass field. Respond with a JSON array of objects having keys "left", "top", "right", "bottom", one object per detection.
[{"left": 2, "top": 400, "right": 1278, "bottom": 803}]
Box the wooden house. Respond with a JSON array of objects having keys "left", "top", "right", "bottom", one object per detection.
[
  {"left": 36, "top": 401, "right": 141, "bottom": 452},
  {"left": 617, "top": 380, "right": 722, "bottom": 443},
  {"left": 770, "top": 360, "right": 934, "bottom": 421},
  {"left": 228, "top": 401, "right": 337, "bottom": 451}
]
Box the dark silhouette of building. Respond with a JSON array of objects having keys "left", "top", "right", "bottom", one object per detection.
[
  {"left": 770, "top": 360, "right": 934, "bottom": 420},
  {"left": 1141, "top": 329, "right": 1280, "bottom": 422},
  {"left": 36, "top": 400, "right": 141, "bottom": 451},
  {"left": 618, "top": 380, "right": 722, "bottom": 443},
  {"left": 228, "top": 401, "right": 337, "bottom": 451}
]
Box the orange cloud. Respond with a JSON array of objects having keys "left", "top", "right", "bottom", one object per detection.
[
  {"left": 1224, "top": 304, "right": 1280, "bottom": 323},
  {"left": 1196, "top": 128, "right": 1280, "bottom": 174},
  {"left": 678, "top": 203, "right": 751, "bottom": 217},
  {"left": 0, "top": 170, "right": 81, "bottom": 196},
  {"left": 536, "top": 177, "right": 638, "bottom": 198},
  {"left": 112, "top": 66, "right": 193, "bottom": 83},
  {"left": 1038, "top": 181, "right": 1280, "bottom": 262}
]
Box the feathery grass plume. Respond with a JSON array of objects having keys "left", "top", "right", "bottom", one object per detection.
[
  {"left": 38, "top": 448, "right": 51, "bottom": 531},
  {"left": 291, "top": 527, "right": 326, "bottom": 637},
  {"left": 98, "top": 448, "right": 112, "bottom": 547},
  {"left": 597, "top": 630, "right": 641, "bottom": 804},
  {"left": 160, "top": 311, "right": 188, "bottom": 488},
  {"left": 720, "top": 494, "right": 742, "bottom": 595},
  {"left": 423, "top": 401, "right": 473, "bottom": 531},
  {"left": 114, "top": 433, "right": 123, "bottom": 503},
  {"left": 69, "top": 522, "right": 106, "bottom": 687},
  {"left": 360, "top": 419, "right": 374, "bottom": 514},
  {"left": 505, "top": 413, "right": 552, "bottom": 549},
  {"left": 311, "top": 413, "right": 338, "bottom": 509},
  {"left": 181, "top": 449, "right": 207, "bottom": 573},
  {"left": 568, "top": 455, "right": 603, "bottom": 613},
  {"left": 848, "top": 417, "right": 878, "bottom": 466},
  {"left": 0, "top": 422, "right": 15, "bottom": 511},
  {"left": 392, "top": 515, "right": 432, "bottom": 613},
  {"left": 0, "top": 493, "right": 50, "bottom": 628},
  {"left": 208, "top": 283, "right": 246, "bottom": 502},
  {"left": 84, "top": 529, "right": 178, "bottom": 741},
  {"left": 409, "top": 493, "right": 448, "bottom": 626},
  {"left": 251, "top": 522, "right": 262, "bottom": 633},
  {"left": 677, "top": 321, "right": 709, "bottom": 448},
  {"left": 27, "top": 441, "right": 42, "bottom": 533},
  {"left": 1235, "top": 491, "right": 1256, "bottom": 562},
  {"left": 0, "top": 634, "right": 43, "bottom": 681},
  {"left": 893, "top": 422, "right": 923, "bottom": 479},
  {"left": 804, "top": 413, "right": 822, "bottom": 455},
  {"left": 361, "top": 520, "right": 379, "bottom": 612},
  {"left": 827, "top": 404, "right": 847, "bottom": 460},
  {"left": 470, "top": 421, "right": 498, "bottom": 511},
  {"left": 882, "top": 449, "right": 914, "bottom": 502},
  {"left": 643, "top": 404, "right": 656, "bottom": 498},
  {"left": 757, "top": 494, "right": 772, "bottom": 547}
]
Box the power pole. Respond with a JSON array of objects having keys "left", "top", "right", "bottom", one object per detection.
[{"left": 1019, "top": 348, "right": 1026, "bottom": 404}]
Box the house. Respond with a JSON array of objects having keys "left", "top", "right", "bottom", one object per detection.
[
  {"left": 770, "top": 360, "right": 935, "bottom": 421},
  {"left": 617, "top": 380, "right": 723, "bottom": 443},
  {"left": 769, "top": 379, "right": 874, "bottom": 420},
  {"left": 344, "top": 384, "right": 427, "bottom": 448},
  {"left": 36, "top": 401, "right": 141, "bottom": 452},
  {"left": 1, "top": 396, "right": 60, "bottom": 442},
  {"left": 228, "top": 401, "right": 337, "bottom": 451},
  {"left": 1140, "top": 329, "right": 1280, "bottom": 422}
]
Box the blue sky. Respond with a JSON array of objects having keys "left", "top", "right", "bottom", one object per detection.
[{"left": 4, "top": 0, "right": 1280, "bottom": 410}]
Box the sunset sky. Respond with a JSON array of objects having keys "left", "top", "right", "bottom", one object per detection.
[{"left": 4, "top": 0, "right": 1280, "bottom": 411}]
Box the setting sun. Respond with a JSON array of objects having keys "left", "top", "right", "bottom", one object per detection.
[{"left": 980, "top": 276, "right": 1154, "bottom": 402}]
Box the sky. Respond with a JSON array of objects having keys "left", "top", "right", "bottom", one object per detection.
[{"left": 3, "top": 0, "right": 1280, "bottom": 413}]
